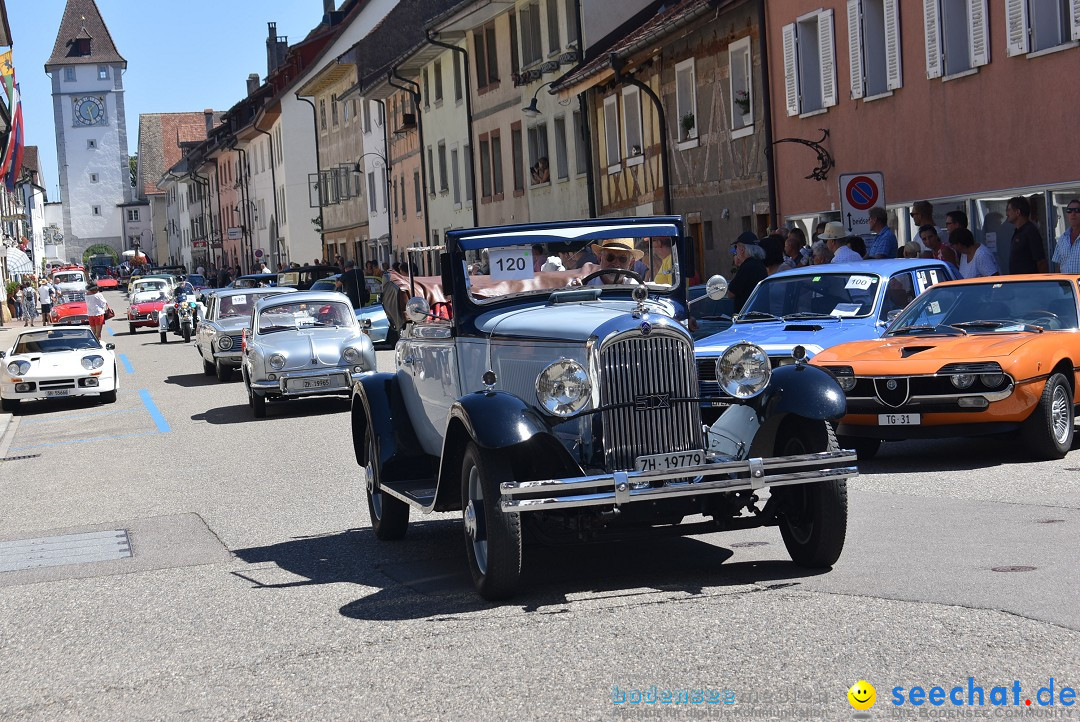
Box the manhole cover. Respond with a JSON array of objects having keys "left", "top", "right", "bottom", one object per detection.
[
  {"left": 991, "top": 565, "right": 1036, "bottom": 573},
  {"left": 0, "top": 454, "right": 41, "bottom": 462},
  {"left": 730, "top": 541, "right": 769, "bottom": 548},
  {"left": 0, "top": 529, "right": 131, "bottom": 572},
  {"left": 1035, "top": 519, "right": 1065, "bottom": 524}
]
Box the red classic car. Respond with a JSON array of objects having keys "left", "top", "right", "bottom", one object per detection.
[
  {"left": 127, "top": 287, "right": 168, "bottom": 334},
  {"left": 91, "top": 270, "right": 119, "bottom": 289},
  {"left": 49, "top": 292, "right": 88, "bottom": 326}
]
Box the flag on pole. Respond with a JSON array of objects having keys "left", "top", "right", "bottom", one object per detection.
[{"left": 3, "top": 82, "right": 24, "bottom": 192}]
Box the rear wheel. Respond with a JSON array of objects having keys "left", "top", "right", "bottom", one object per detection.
[
  {"left": 775, "top": 420, "right": 848, "bottom": 568},
  {"left": 1022, "top": 372, "right": 1074, "bottom": 460},
  {"left": 247, "top": 377, "right": 266, "bottom": 418},
  {"left": 461, "top": 442, "right": 522, "bottom": 600},
  {"left": 215, "top": 360, "right": 232, "bottom": 382},
  {"left": 363, "top": 425, "right": 409, "bottom": 539}
]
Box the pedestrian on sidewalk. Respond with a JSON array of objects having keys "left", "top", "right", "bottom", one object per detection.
[
  {"left": 1006, "top": 196, "right": 1047, "bottom": 274},
  {"left": 1052, "top": 199, "right": 1080, "bottom": 273},
  {"left": 951, "top": 228, "right": 999, "bottom": 279},
  {"left": 38, "top": 280, "right": 54, "bottom": 325},
  {"left": 22, "top": 283, "right": 38, "bottom": 327},
  {"left": 85, "top": 283, "right": 108, "bottom": 339}
]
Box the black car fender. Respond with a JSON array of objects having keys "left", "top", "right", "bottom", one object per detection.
[
  {"left": 746, "top": 364, "right": 847, "bottom": 457},
  {"left": 351, "top": 373, "right": 436, "bottom": 484}
]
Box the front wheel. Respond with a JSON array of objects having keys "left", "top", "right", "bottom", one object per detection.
[
  {"left": 775, "top": 421, "right": 848, "bottom": 568},
  {"left": 129, "top": 323, "right": 136, "bottom": 335},
  {"left": 160, "top": 331, "right": 167, "bottom": 344},
  {"left": 837, "top": 435, "right": 881, "bottom": 460},
  {"left": 363, "top": 425, "right": 409, "bottom": 539},
  {"left": 182, "top": 323, "right": 192, "bottom": 343},
  {"left": 461, "top": 442, "right": 522, "bottom": 600},
  {"left": 202, "top": 356, "right": 215, "bottom": 376},
  {"left": 247, "top": 379, "right": 266, "bottom": 418},
  {"left": 215, "top": 360, "right": 232, "bottom": 382},
  {"left": 1022, "top": 372, "right": 1074, "bottom": 460}
]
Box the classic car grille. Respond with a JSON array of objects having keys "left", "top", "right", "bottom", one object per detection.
[
  {"left": 39, "top": 379, "right": 76, "bottom": 390},
  {"left": 600, "top": 334, "right": 701, "bottom": 470},
  {"left": 226, "top": 334, "right": 243, "bottom": 350},
  {"left": 56, "top": 315, "right": 88, "bottom": 325}
]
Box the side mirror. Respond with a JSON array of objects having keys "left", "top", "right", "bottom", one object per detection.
[
  {"left": 360, "top": 318, "right": 373, "bottom": 330},
  {"left": 704, "top": 274, "right": 728, "bottom": 300},
  {"left": 405, "top": 296, "right": 430, "bottom": 323},
  {"left": 105, "top": 343, "right": 115, "bottom": 350}
]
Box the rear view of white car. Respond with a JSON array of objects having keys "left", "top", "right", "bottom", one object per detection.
[{"left": 0, "top": 327, "right": 118, "bottom": 412}]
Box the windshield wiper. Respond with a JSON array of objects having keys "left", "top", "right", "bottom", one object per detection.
[
  {"left": 782, "top": 312, "right": 836, "bottom": 320},
  {"left": 888, "top": 324, "right": 967, "bottom": 336},
  {"left": 735, "top": 310, "right": 783, "bottom": 323}
]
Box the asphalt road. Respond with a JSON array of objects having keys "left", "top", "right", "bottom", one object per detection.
[{"left": 0, "top": 288, "right": 1077, "bottom": 720}]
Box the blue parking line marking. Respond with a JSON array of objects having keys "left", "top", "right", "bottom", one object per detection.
[
  {"left": 20, "top": 409, "right": 137, "bottom": 425},
  {"left": 10, "top": 431, "right": 160, "bottom": 452},
  {"left": 138, "top": 389, "right": 171, "bottom": 433},
  {"left": 106, "top": 325, "right": 115, "bottom": 336},
  {"left": 118, "top": 354, "right": 134, "bottom": 374}
]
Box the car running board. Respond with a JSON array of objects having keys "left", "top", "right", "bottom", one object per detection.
[{"left": 380, "top": 478, "right": 437, "bottom": 509}]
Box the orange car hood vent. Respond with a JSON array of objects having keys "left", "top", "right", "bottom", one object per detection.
[
  {"left": 783, "top": 324, "right": 823, "bottom": 332},
  {"left": 901, "top": 346, "right": 935, "bottom": 358}
]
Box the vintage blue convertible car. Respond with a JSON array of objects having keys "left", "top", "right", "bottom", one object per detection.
[
  {"left": 351, "top": 217, "right": 858, "bottom": 600},
  {"left": 695, "top": 259, "right": 959, "bottom": 404}
]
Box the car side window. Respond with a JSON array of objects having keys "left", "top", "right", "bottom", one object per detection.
[
  {"left": 880, "top": 273, "right": 916, "bottom": 319},
  {"left": 915, "top": 267, "right": 945, "bottom": 292}
]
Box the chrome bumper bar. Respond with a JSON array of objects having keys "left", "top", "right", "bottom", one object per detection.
[
  {"left": 499, "top": 450, "right": 858, "bottom": 511},
  {"left": 250, "top": 367, "right": 369, "bottom": 395}
]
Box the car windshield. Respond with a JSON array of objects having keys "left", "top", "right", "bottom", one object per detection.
[
  {"left": 218, "top": 294, "right": 255, "bottom": 318},
  {"left": 186, "top": 274, "right": 206, "bottom": 286},
  {"left": 58, "top": 292, "right": 86, "bottom": 305},
  {"left": 132, "top": 290, "right": 165, "bottom": 304},
  {"left": 258, "top": 300, "right": 354, "bottom": 332},
  {"left": 14, "top": 328, "right": 100, "bottom": 353},
  {"left": 741, "top": 272, "right": 881, "bottom": 319},
  {"left": 54, "top": 272, "right": 84, "bottom": 284},
  {"left": 458, "top": 235, "right": 680, "bottom": 305},
  {"left": 888, "top": 280, "right": 1079, "bottom": 334},
  {"left": 134, "top": 281, "right": 167, "bottom": 293},
  {"left": 309, "top": 277, "right": 338, "bottom": 291}
]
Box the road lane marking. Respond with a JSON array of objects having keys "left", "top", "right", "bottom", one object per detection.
[
  {"left": 139, "top": 389, "right": 171, "bottom": 433},
  {"left": 118, "top": 354, "right": 134, "bottom": 373},
  {"left": 106, "top": 325, "right": 115, "bottom": 336},
  {"left": 9, "top": 431, "right": 160, "bottom": 451},
  {"left": 19, "top": 409, "right": 137, "bottom": 425}
]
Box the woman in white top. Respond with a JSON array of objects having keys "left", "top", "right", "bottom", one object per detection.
[
  {"left": 951, "top": 228, "right": 999, "bottom": 279},
  {"left": 85, "top": 283, "right": 109, "bottom": 339}
]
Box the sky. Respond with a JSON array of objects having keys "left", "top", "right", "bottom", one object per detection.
[{"left": 8, "top": 0, "right": 329, "bottom": 201}]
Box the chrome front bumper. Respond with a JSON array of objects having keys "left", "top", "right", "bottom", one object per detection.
[
  {"left": 499, "top": 450, "right": 858, "bottom": 511},
  {"left": 250, "top": 366, "right": 370, "bottom": 396}
]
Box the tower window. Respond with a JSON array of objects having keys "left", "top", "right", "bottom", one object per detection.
[
  {"left": 98, "top": 66, "right": 108, "bottom": 80},
  {"left": 87, "top": 139, "right": 97, "bottom": 150},
  {"left": 64, "top": 67, "right": 76, "bottom": 82},
  {"left": 91, "top": 205, "right": 101, "bottom": 216},
  {"left": 90, "top": 173, "right": 99, "bottom": 183}
]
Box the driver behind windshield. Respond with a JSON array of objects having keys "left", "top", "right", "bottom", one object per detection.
[{"left": 584, "top": 238, "right": 643, "bottom": 286}]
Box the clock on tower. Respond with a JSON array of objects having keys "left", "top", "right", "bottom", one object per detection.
[{"left": 72, "top": 96, "right": 106, "bottom": 126}]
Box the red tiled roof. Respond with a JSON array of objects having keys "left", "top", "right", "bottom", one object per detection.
[{"left": 136, "top": 112, "right": 216, "bottom": 197}]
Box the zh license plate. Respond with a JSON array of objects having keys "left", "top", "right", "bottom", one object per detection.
[
  {"left": 878, "top": 413, "right": 920, "bottom": 425},
  {"left": 634, "top": 450, "right": 705, "bottom": 472},
  {"left": 289, "top": 377, "right": 338, "bottom": 391},
  {"left": 46, "top": 389, "right": 70, "bottom": 397}
]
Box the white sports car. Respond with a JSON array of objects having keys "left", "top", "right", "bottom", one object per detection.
[{"left": 0, "top": 326, "right": 118, "bottom": 412}]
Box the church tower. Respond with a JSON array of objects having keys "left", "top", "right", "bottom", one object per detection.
[{"left": 45, "top": 0, "right": 129, "bottom": 261}]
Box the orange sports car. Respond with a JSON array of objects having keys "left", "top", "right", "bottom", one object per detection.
[{"left": 811, "top": 275, "right": 1080, "bottom": 460}]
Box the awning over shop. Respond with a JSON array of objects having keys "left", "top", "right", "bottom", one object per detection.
[{"left": 2, "top": 246, "right": 32, "bottom": 275}]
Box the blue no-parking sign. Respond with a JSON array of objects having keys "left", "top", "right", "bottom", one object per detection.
[{"left": 838, "top": 172, "right": 885, "bottom": 236}]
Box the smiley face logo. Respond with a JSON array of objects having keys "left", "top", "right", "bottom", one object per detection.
[{"left": 847, "top": 680, "right": 876, "bottom": 710}]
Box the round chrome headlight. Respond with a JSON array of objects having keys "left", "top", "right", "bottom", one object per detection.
[
  {"left": 950, "top": 374, "right": 975, "bottom": 389},
  {"left": 7, "top": 360, "right": 30, "bottom": 375},
  {"left": 216, "top": 333, "right": 234, "bottom": 351},
  {"left": 716, "top": 342, "right": 771, "bottom": 399},
  {"left": 81, "top": 355, "right": 104, "bottom": 370},
  {"left": 979, "top": 373, "right": 1005, "bottom": 388},
  {"left": 343, "top": 347, "right": 360, "bottom": 363},
  {"left": 535, "top": 358, "right": 592, "bottom": 417},
  {"left": 269, "top": 354, "right": 286, "bottom": 370}
]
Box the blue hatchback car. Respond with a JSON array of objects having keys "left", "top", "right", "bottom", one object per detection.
[{"left": 695, "top": 259, "right": 960, "bottom": 398}]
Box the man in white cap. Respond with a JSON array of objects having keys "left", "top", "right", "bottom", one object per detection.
[{"left": 819, "top": 222, "right": 863, "bottom": 263}]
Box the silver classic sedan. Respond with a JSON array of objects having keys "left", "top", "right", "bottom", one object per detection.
[
  {"left": 241, "top": 291, "right": 376, "bottom": 418},
  {"left": 195, "top": 287, "right": 296, "bottom": 382}
]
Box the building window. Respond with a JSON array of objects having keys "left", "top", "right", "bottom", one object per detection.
[
  {"left": 474, "top": 22, "right": 500, "bottom": 90},
  {"left": 98, "top": 65, "right": 108, "bottom": 80},
  {"left": 528, "top": 122, "right": 549, "bottom": 185},
  {"left": 423, "top": 68, "right": 431, "bottom": 108},
  {"left": 463, "top": 143, "right": 474, "bottom": 203},
  {"left": 924, "top": 1, "right": 989, "bottom": 78},
  {"left": 453, "top": 54, "right": 463, "bottom": 102},
  {"left": 362, "top": 100, "right": 371, "bottom": 133},
  {"left": 343, "top": 97, "right": 351, "bottom": 123},
  {"left": 848, "top": 0, "right": 902, "bottom": 98},
  {"left": 413, "top": 171, "right": 422, "bottom": 215},
  {"left": 438, "top": 141, "right": 448, "bottom": 193},
  {"left": 553, "top": 115, "right": 568, "bottom": 181},
  {"left": 491, "top": 130, "right": 504, "bottom": 197},
  {"left": 92, "top": 205, "right": 101, "bottom": 216},
  {"left": 427, "top": 146, "right": 436, "bottom": 196},
  {"left": 782, "top": 9, "right": 837, "bottom": 116},
  {"left": 621, "top": 86, "right": 643, "bottom": 162},
  {"left": 319, "top": 98, "right": 327, "bottom": 130},
  {"left": 434, "top": 60, "right": 444, "bottom": 103},
  {"left": 511, "top": 123, "right": 525, "bottom": 194},
  {"left": 400, "top": 174, "right": 407, "bottom": 216},
  {"left": 90, "top": 173, "right": 99, "bottom": 183},
  {"left": 451, "top": 146, "right": 461, "bottom": 206},
  {"left": 1006, "top": 0, "right": 1077, "bottom": 57},
  {"left": 564, "top": 0, "right": 580, "bottom": 46},
  {"left": 87, "top": 139, "right": 97, "bottom": 150},
  {"left": 127, "top": 209, "right": 140, "bottom": 222},
  {"left": 510, "top": 12, "right": 520, "bottom": 75},
  {"left": 729, "top": 38, "right": 754, "bottom": 131},
  {"left": 368, "top": 171, "right": 377, "bottom": 212},
  {"left": 331, "top": 94, "right": 339, "bottom": 126},
  {"left": 64, "top": 67, "right": 76, "bottom": 82},
  {"left": 521, "top": 2, "right": 543, "bottom": 66},
  {"left": 572, "top": 110, "right": 586, "bottom": 175},
  {"left": 603, "top": 95, "right": 620, "bottom": 171},
  {"left": 675, "top": 58, "right": 697, "bottom": 140},
  {"left": 479, "top": 136, "right": 492, "bottom": 199},
  {"left": 546, "top": 0, "right": 561, "bottom": 55},
  {"left": 392, "top": 178, "right": 398, "bottom": 218}
]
